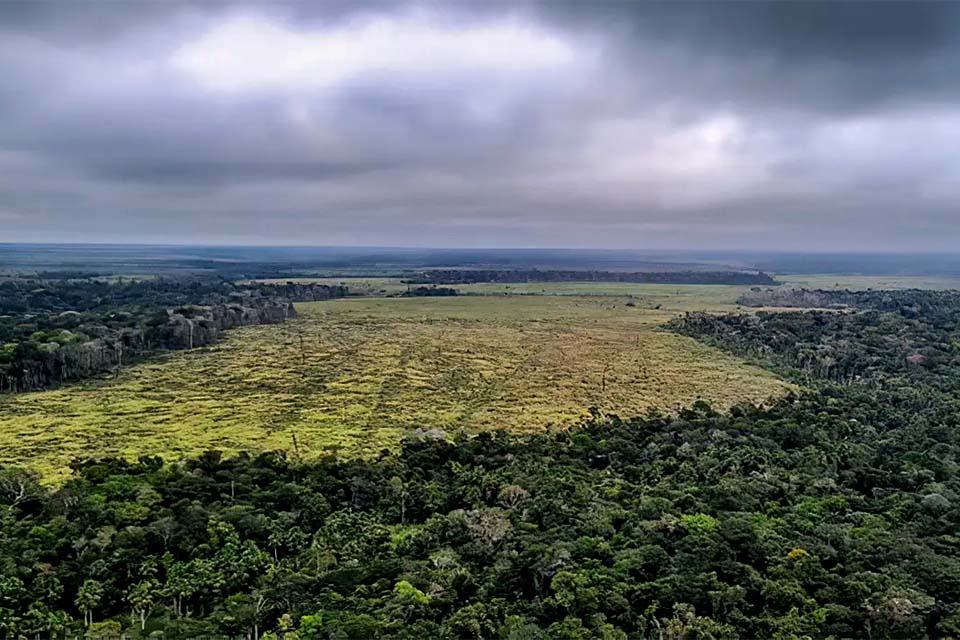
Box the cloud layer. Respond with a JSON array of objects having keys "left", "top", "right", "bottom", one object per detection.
[{"left": 1, "top": 1, "right": 959, "bottom": 250}]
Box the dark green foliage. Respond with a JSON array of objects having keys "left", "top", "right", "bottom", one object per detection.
[
  {"left": 670, "top": 289, "right": 960, "bottom": 388},
  {"left": 400, "top": 286, "right": 459, "bottom": 297},
  {"left": 2, "top": 394, "right": 959, "bottom": 637},
  {"left": 0, "top": 279, "right": 346, "bottom": 392},
  {"left": 4, "top": 287, "right": 960, "bottom": 637},
  {"left": 737, "top": 286, "right": 960, "bottom": 315}
]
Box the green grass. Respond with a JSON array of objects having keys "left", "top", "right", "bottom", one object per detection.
[
  {"left": 0, "top": 291, "right": 794, "bottom": 482},
  {"left": 455, "top": 282, "right": 756, "bottom": 306}
]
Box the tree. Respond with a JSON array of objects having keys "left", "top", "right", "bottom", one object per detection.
[
  {"left": 127, "top": 579, "right": 159, "bottom": 630},
  {"left": 75, "top": 579, "right": 104, "bottom": 628}
]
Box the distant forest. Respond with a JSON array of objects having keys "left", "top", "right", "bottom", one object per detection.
[
  {"left": 3, "top": 288, "right": 960, "bottom": 638},
  {"left": 0, "top": 279, "right": 347, "bottom": 392},
  {"left": 7, "top": 244, "right": 960, "bottom": 279},
  {"left": 736, "top": 287, "right": 960, "bottom": 313},
  {"left": 405, "top": 270, "right": 777, "bottom": 286},
  {"left": 401, "top": 286, "right": 459, "bottom": 297}
]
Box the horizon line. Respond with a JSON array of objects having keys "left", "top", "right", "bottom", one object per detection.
[{"left": 3, "top": 242, "right": 960, "bottom": 257}]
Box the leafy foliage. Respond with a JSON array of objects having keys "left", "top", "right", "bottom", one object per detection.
[
  {"left": 0, "top": 279, "right": 346, "bottom": 391},
  {"left": 3, "top": 287, "right": 960, "bottom": 637}
]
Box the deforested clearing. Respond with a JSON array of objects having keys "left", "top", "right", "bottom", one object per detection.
[{"left": 0, "top": 294, "right": 793, "bottom": 481}]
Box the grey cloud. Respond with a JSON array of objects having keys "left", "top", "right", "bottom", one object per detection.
[
  {"left": 0, "top": 1, "right": 959, "bottom": 250},
  {"left": 534, "top": 1, "right": 960, "bottom": 114}
]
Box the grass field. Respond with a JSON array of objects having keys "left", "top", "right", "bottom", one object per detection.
[{"left": 0, "top": 289, "right": 794, "bottom": 481}]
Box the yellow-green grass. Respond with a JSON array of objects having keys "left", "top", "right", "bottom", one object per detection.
[{"left": 0, "top": 293, "right": 794, "bottom": 482}]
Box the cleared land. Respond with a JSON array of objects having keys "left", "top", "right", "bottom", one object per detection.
[{"left": 0, "top": 289, "right": 794, "bottom": 481}]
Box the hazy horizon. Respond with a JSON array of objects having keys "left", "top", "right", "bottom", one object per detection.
[{"left": 6, "top": 241, "right": 960, "bottom": 256}]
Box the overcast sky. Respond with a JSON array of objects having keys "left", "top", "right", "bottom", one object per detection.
[{"left": 1, "top": 1, "right": 959, "bottom": 250}]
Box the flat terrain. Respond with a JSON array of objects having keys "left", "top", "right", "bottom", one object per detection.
[
  {"left": 0, "top": 288, "right": 793, "bottom": 481},
  {"left": 254, "top": 277, "right": 759, "bottom": 302},
  {"left": 259, "top": 275, "right": 960, "bottom": 295}
]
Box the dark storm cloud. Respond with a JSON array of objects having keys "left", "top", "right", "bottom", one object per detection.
[
  {"left": 535, "top": 1, "right": 960, "bottom": 113},
  {"left": 0, "top": 1, "right": 958, "bottom": 249},
  {"left": 582, "top": 2, "right": 959, "bottom": 60}
]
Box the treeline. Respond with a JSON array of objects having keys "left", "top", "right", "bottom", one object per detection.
[
  {"left": 676, "top": 289, "right": 960, "bottom": 385},
  {"left": 0, "top": 279, "right": 347, "bottom": 317},
  {"left": 405, "top": 269, "right": 778, "bottom": 286},
  {"left": 4, "top": 292, "right": 960, "bottom": 637},
  {"left": 736, "top": 286, "right": 960, "bottom": 317},
  {"left": 0, "top": 279, "right": 347, "bottom": 392},
  {"left": 401, "top": 286, "right": 459, "bottom": 297}
]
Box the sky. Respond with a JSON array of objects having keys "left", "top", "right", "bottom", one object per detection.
[{"left": 1, "top": 1, "right": 959, "bottom": 251}]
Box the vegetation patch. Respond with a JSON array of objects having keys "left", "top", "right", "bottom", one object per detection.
[{"left": 777, "top": 274, "right": 960, "bottom": 291}]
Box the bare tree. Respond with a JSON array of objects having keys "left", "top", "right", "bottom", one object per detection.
[
  {"left": 0, "top": 468, "right": 40, "bottom": 507},
  {"left": 601, "top": 363, "right": 614, "bottom": 393}
]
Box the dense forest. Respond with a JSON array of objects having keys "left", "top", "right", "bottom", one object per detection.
[
  {"left": 735, "top": 287, "right": 960, "bottom": 313},
  {"left": 401, "top": 286, "right": 459, "bottom": 297},
  {"left": 405, "top": 270, "right": 777, "bottom": 286},
  {"left": 678, "top": 288, "right": 960, "bottom": 385},
  {"left": 3, "top": 289, "right": 960, "bottom": 638},
  {"left": 0, "top": 279, "right": 347, "bottom": 392}
]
